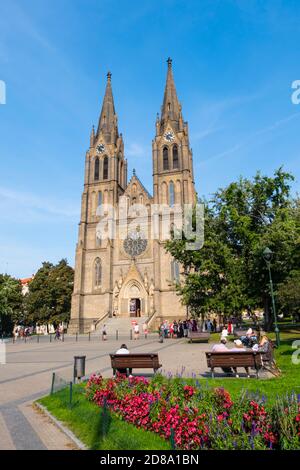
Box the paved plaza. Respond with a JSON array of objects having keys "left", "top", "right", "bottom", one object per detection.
[{"left": 0, "top": 335, "right": 265, "bottom": 449}]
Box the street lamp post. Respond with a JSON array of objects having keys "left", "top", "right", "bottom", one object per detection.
[
  {"left": 263, "top": 247, "right": 280, "bottom": 347},
  {"left": 184, "top": 265, "right": 189, "bottom": 320}
]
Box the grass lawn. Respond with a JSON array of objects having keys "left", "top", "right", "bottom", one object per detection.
[
  {"left": 38, "top": 386, "right": 171, "bottom": 450},
  {"left": 205, "top": 330, "right": 300, "bottom": 402}
]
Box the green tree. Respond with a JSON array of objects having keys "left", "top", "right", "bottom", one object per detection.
[
  {"left": 25, "top": 259, "right": 74, "bottom": 327},
  {"left": 166, "top": 168, "right": 297, "bottom": 330},
  {"left": 0, "top": 274, "right": 23, "bottom": 335}
]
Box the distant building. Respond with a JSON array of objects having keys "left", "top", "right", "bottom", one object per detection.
[{"left": 20, "top": 276, "right": 34, "bottom": 295}]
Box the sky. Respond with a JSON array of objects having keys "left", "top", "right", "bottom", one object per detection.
[{"left": 0, "top": 0, "right": 300, "bottom": 278}]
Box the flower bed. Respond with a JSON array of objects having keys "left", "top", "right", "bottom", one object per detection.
[{"left": 86, "top": 374, "right": 300, "bottom": 450}]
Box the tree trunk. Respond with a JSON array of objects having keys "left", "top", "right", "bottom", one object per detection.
[{"left": 264, "top": 295, "right": 273, "bottom": 331}]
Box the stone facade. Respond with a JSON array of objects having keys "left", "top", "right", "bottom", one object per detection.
[{"left": 69, "top": 59, "right": 196, "bottom": 333}]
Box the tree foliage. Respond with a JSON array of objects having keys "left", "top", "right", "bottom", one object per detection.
[
  {"left": 0, "top": 274, "right": 23, "bottom": 334},
  {"left": 166, "top": 168, "right": 299, "bottom": 328},
  {"left": 25, "top": 259, "right": 74, "bottom": 326}
]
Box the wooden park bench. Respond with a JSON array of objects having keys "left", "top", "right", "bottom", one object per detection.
[
  {"left": 205, "top": 351, "right": 262, "bottom": 378},
  {"left": 189, "top": 332, "right": 210, "bottom": 343},
  {"left": 110, "top": 353, "right": 162, "bottom": 376},
  {"left": 233, "top": 329, "right": 258, "bottom": 338}
]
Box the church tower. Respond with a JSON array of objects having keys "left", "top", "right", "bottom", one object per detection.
[
  {"left": 153, "top": 58, "right": 195, "bottom": 207},
  {"left": 151, "top": 58, "right": 196, "bottom": 326},
  {"left": 69, "top": 73, "right": 127, "bottom": 333}
]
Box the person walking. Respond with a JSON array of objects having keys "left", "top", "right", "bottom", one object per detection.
[
  {"left": 142, "top": 322, "right": 148, "bottom": 337},
  {"left": 54, "top": 326, "right": 61, "bottom": 341},
  {"left": 134, "top": 323, "right": 139, "bottom": 340},
  {"left": 102, "top": 324, "right": 107, "bottom": 341}
]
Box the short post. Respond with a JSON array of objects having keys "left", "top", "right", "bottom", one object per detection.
[
  {"left": 116, "top": 330, "right": 118, "bottom": 341},
  {"left": 24, "top": 336, "right": 27, "bottom": 344},
  {"left": 76, "top": 332, "right": 78, "bottom": 342},
  {"left": 69, "top": 381, "right": 73, "bottom": 407},
  {"left": 101, "top": 398, "right": 109, "bottom": 437},
  {"left": 170, "top": 427, "right": 176, "bottom": 449},
  {"left": 88, "top": 332, "right": 91, "bottom": 342},
  {"left": 37, "top": 335, "right": 39, "bottom": 343},
  {"left": 50, "top": 333, "right": 52, "bottom": 343},
  {"left": 62, "top": 331, "right": 64, "bottom": 342},
  {"left": 50, "top": 372, "right": 55, "bottom": 395},
  {"left": 130, "top": 329, "right": 132, "bottom": 340},
  {"left": 73, "top": 356, "right": 86, "bottom": 383}
]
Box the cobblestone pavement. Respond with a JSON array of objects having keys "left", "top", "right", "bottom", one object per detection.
[{"left": 0, "top": 335, "right": 265, "bottom": 449}]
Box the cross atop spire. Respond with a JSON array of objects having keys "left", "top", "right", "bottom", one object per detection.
[
  {"left": 96, "top": 71, "right": 118, "bottom": 143},
  {"left": 160, "top": 58, "right": 181, "bottom": 131}
]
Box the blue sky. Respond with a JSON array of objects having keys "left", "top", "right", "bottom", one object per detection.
[{"left": 0, "top": 0, "right": 300, "bottom": 278}]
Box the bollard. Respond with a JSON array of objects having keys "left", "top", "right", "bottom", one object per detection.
[
  {"left": 25, "top": 336, "right": 27, "bottom": 344},
  {"left": 73, "top": 356, "right": 86, "bottom": 383},
  {"left": 37, "top": 335, "right": 39, "bottom": 343},
  {"left": 116, "top": 330, "right": 118, "bottom": 341},
  {"left": 170, "top": 427, "right": 176, "bottom": 449},
  {"left": 145, "top": 333, "right": 148, "bottom": 340},
  {"left": 130, "top": 329, "right": 133, "bottom": 340},
  {"left": 88, "top": 332, "right": 91, "bottom": 342},
  {"left": 69, "top": 381, "right": 73, "bottom": 407},
  {"left": 62, "top": 332, "right": 64, "bottom": 342},
  {"left": 50, "top": 372, "right": 55, "bottom": 395},
  {"left": 76, "top": 332, "right": 78, "bottom": 342}
]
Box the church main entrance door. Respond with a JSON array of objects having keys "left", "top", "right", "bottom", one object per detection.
[{"left": 129, "top": 298, "right": 141, "bottom": 317}]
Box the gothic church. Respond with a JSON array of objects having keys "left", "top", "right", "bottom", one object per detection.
[{"left": 69, "top": 59, "right": 196, "bottom": 333}]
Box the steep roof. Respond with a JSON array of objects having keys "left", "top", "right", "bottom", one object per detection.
[
  {"left": 160, "top": 58, "right": 181, "bottom": 130},
  {"left": 125, "top": 170, "right": 153, "bottom": 201},
  {"left": 96, "top": 72, "right": 118, "bottom": 142}
]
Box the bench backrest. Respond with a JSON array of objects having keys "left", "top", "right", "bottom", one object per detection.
[
  {"left": 234, "top": 329, "right": 258, "bottom": 338},
  {"left": 190, "top": 332, "right": 210, "bottom": 338},
  {"left": 206, "top": 351, "right": 262, "bottom": 368},
  {"left": 110, "top": 353, "right": 160, "bottom": 368}
]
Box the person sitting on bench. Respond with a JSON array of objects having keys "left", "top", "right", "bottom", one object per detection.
[
  {"left": 241, "top": 328, "right": 257, "bottom": 348},
  {"left": 211, "top": 338, "right": 233, "bottom": 375},
  {"left": 231, "top": 339, "right": 250, "bottom": 378},
  {"left": 115, "top": 344, "right": 132, "bottom": 376}
]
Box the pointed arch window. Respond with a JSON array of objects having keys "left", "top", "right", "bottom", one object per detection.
[
  {"left": 173, "top": 145, "right": 179, "bottom": 169},
  {"left": 94, "top": 258, "right": 102, "bottom": 288},
  {"left": 103, "top": 156, "right": 108, "bottom": 180},
  {"left": 171, "top": 260, "right": 180, "bottom": 282},
  {"left": 94, "top": 157, "right": 100, "bottom": 181},
  {"left": 98, "top": 191, "right": 102, "bottom": 207},
  {"left": 169, "top": 181, "right": 175, "bottom": 207},
  {"left": 163, "top": 147, "right": 169, "bottom": 171}
]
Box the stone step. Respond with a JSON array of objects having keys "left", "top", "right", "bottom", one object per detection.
[{"left": 93, "top": 316, "right": 149, "bottom": 335}]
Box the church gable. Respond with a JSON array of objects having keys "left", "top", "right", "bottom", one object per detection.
[{"left": 124, "top": 172, "right": 153, "bottom": 206}]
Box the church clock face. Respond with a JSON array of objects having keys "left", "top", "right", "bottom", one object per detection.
[
  {"left": 123, "top": 230, "right": 147, "bottom": 258},
  {"left": 96, "top": 143, "right": 105, "bottom": 154},
  {"left": 164, "top": 130, "right": 174, "bottom": 142}
]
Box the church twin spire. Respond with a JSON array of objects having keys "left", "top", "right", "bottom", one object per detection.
[
  {"left": 160, "top": 57, "right": 182, "bottom": 132},
  {"left": 96, "top": 71, "right": 118, "bottom": 144},
  {"left": 95, "top": 58, "right": 182, "bottom": 146}
]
